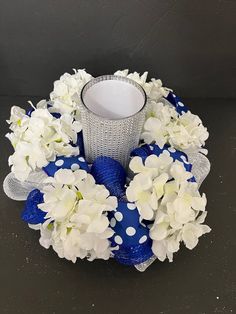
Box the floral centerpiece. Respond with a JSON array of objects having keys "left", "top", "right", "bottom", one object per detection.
[{"left": 3, "top": 68, "right": 211, "bottom": 271}]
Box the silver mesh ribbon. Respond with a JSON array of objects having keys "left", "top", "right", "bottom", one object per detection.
[
  {"left": 3, "top": 170, "right": 48, "bottom": 201},
  {"left": 187, "top": 152, "right": 211, "bottom": 187}
]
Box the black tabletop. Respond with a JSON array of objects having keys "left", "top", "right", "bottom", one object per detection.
[{"left": 0, "top": 96, "right": 235, "bottom": 314}]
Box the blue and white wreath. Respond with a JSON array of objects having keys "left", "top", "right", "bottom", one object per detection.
[{"left": 4, "top": 69, "right": 211, "bottom": 271}]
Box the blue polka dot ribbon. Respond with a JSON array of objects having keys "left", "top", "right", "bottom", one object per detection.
[
  {"left": 165, "top": 91, "right": 189, "bottom": 115},
  {"left": 43, "top": 155, "right": 89, "bottom": 177},
  {"left": 108, "top": 201, "right": 153, "bottom": 265}
]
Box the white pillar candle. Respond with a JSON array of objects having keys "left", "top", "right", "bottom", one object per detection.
[
  {"left": 79, "top": 75, "right": 147, "bottom": 167},
  {"left": 82, "top": 78, "right": 145, "bottom": 119}
]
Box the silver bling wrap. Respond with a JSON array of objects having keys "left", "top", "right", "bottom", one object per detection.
[{"left": 79, "top": 75, "right": 147, "bottom": 168}]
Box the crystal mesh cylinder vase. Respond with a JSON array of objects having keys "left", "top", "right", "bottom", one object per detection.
[{"left": 79, "top": 75, "right": 147, "bottom": 167}]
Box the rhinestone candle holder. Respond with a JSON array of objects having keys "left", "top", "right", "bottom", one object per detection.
[{"left": 79, "top": 75, "right": 147, "bottom": 167}]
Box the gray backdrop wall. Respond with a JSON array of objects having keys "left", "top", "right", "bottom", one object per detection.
[{"left": 0, "top": 0, "right": 235, "bottom": 98}]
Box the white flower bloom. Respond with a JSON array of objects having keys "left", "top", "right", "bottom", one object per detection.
[
  {"left": 150, "top": 177, "right": 209, "bottom": 262},
  {"left": 153, "top": 173, "right": 169, "bottom": 199},
  {"left": 50, "top": 69, "right": 92, "bottom": 115},
  {"left": 73, "top": 69, "right": 93, "bottom": 82},
  {"left": 6, "top": 102, "right": 81, "bottom": 181},
  {"left": 150, "top": 210, "right": 170, "bottom": 241},
  {"left": 126, "top": 172, "right": 157, "bottom": 220},
  {"left": 152, "top": 238, "right": 176, "bottom": 262},
  {"left": 170, "top": 163, "right": 193, "bottom": 184},
  {"left": 141, "top": 101, "right": 209, "bottom": 152},
  {"left": 129, "top": 156, "right": 148, "bottom": 174},
  {"left": 147, "top": 100, "right": 178, "bottom": 122},
  {"left": 38, "top": 169, "right": 117, "bottom": 263},
  {"left": 8, "top": 141, "right": 48, "bottom": 181},
  {"left": 130, "top": 152, "right": 173, "bottom": 177},
  {"left": 52, "top": 113, "right": 82, "bottom": 144},
  {"left": 181, "top": 222, "right": 211, "bottom": 250},
  {"left": 6, "top": 106, "right": 26, "bottom": 126},
  {"left": 152, "top": 239, "right": 169, "bottom": 262},
  {"left": 114, "top": 69, "right": 129, "bottom": 77},
  {"left": 127, "top": 71, "right": 148, "bottom": 85},
  {"left": 127, "top": 152, "right": 210, "bottom": 262},
  {"left": 40, "top": 185, "right": 77, "bottom": 220},
  {"left": 127, "top": 153, "right": 173, "bottom": 219},
  {"left": 168, "top": 198, "right": 196, "bottom": 226},
  {"left": 6, "top": 107, "right": 30, "bottom": 147},
  {"left": 39, "top": 224, "right": 53, "bottom": 249},
  {"left": 147, "top": 151, "right": 173, "bottom": 173},
  {"left": 142, "top": 117, "right": 167, "bottom": 148},
  {"left": 114, "top": 69, "right": 169, "bottom": 101},
  {"left": 141, "top": 101, "right": 177, "bottom": 148},
  {"left": 168, "top": 111, "right": 209, "bottom": 151},
  {"left": 34, "top": 99, "right": 48, "bottom": 109}
]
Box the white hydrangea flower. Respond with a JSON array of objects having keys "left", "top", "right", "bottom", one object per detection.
[
  {"left": 6, "top": 101, "right": 81, "bottom": 181},
  {"left": 143, "top": 78, "right": 170, "bottom": 100},
  {"left": 150, "top": 172, "right": 210, "bottom": 262},
  {"left": 181, "top": 221, "right": 211, "bottom": 250},
  {"left": 142, "top": 117, "right": 167, "bottom": 148},
  {"left": 127, "top": 153, "right": 211, "bottom": 262},
  {"left": 147, "top": 100, "right": 178, "bottom": 121},
  {"left": 141, "top": 101, "right": 177, "bottom": 148},
  {"left": 114, "top": 69, "right": 170, "bottom": 101},
  {"left": 126, "top": 173, "right": 157, "bottom": 220},
  {"left": 7, "top": 106, "right": 27, "bottom": 129},
  {"left": 8, "top": 142, "right": 48, "bottom": 182},
  {"left": 129, "top": 151, "right": 173, "bottom": 177},
  {"left": 38, "top": 169, "right": 117, "bottom": 263},
  {"left": 151, "top": 214, "right": 211, "bottom": 263},
  {"left": 50, "top": 69, "right": 92, "bottom": 115},
  {"left": 127, "top": 152, "right": 173, "bottom": 220},
  {"left": 113, "top": 69, "right": 129, "bottom": 77},
  {"left": 167, "top": 111, "right": 209, "bottom": 151},
  {"left": 142, "top": 101, "right": 209, "bottom": 152}
]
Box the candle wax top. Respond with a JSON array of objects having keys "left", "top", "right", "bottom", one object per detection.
[{"left": 82, "top": 79, "right": 145, "bottom": 119}]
